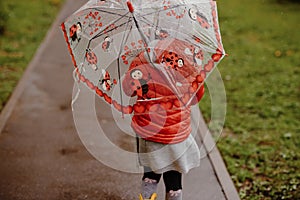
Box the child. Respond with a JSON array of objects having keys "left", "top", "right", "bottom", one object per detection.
[{"left": 122, "top": 39, "right": 205, "bottom": 200}]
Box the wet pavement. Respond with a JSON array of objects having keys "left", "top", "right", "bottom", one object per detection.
[{"left": 0, "top": 0, "right": 240, "bottom": 199}]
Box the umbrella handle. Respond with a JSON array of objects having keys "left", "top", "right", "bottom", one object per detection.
[{"left": 126, "top": 0, "right": 134, "bottom": 13}]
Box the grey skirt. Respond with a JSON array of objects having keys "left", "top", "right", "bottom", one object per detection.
[{"left": 137, "top": 132, "right": 200, "bottom": 174}]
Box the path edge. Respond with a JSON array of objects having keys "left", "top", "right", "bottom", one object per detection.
[
  {"left": 198, "top": 112, "right": 241, "bottom": 200},
  {"left": 0, "top": 2, "right": 69, "bottom": 134}
]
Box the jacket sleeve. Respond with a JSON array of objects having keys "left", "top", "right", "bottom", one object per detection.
[{"left": 190, "top": 84, "right": 205, "bottom": 105}]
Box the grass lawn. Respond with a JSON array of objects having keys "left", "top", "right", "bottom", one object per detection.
[
  {"left": 0, "top": 0, "right": 299, "bottom": 199},
  {"left": 200, "top": 0, "right": 300, "bottom": 199},
  {"left": 0, "top": 0, "right": 65, "bottom": 111}
]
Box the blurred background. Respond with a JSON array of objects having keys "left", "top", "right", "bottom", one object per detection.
[{"left": 0, "top": 0, "right": 299, "bottom": 199}]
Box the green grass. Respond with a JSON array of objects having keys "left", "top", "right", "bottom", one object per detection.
[
  {"left": 200, "top": 0, "right": 300, "bottom": 199},
  {"left": 0, "top": 0, "right": 65, "bottom": 111}
]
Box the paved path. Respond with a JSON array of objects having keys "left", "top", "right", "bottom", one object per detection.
[{"left": 0, "top": 0, "right": 240, "bottom": 199}]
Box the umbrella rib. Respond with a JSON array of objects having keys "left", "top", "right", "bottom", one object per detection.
[
  {"left": 94, "top": 8, "right": 131, "bottom": 18},
  {"left": 136, "top": 7, "right": 190, "bottom": 103},
  {"left": 91, "top": 19, "right": 133, "bottom": 40},
  {"left": 137, "top": 12, "right": 216, "bottom": 53},
  {"left": 117, "top": 18, "right": 133, "bottom": 60},
  {"left": 134, "top": 4, "right": 186, "bottom": 33},
  {"left": 91, "top": 11, "right": 132, "bottom": 40},
  {"left": 129, "top": 13, "right": 162, "bottom": 99},
  {"left": 130, "top": 13, "right": 173, "bottom": 79},
  {"left": 136, "top": 15, "right": 158, "bottom": 29},
  {"left": 116, "top": 18, "right": 133, "bottom": 114},
  {"left": 136, "top": 4, "right": 185, "bottom": 18}
]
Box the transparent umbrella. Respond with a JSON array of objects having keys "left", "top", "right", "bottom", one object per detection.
[{"left": 61, "top": 0, "right": 226, "bottom": 114}]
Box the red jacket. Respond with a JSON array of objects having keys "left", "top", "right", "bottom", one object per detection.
[{"left": 122, "top": 39, "right": 205, "bottom": 144}]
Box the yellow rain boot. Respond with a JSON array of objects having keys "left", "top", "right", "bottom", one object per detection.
[{"left": 139, "top": 193, "right": 157, "bottom": 200}]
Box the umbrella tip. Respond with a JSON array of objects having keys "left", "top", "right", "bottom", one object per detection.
[{"left": 127, "top": 0, "right": 134, "bottom": 13}]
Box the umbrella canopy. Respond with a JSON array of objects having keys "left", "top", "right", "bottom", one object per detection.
[{"left": 61, "top": 0, "right": 225, "bottom": 114}]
